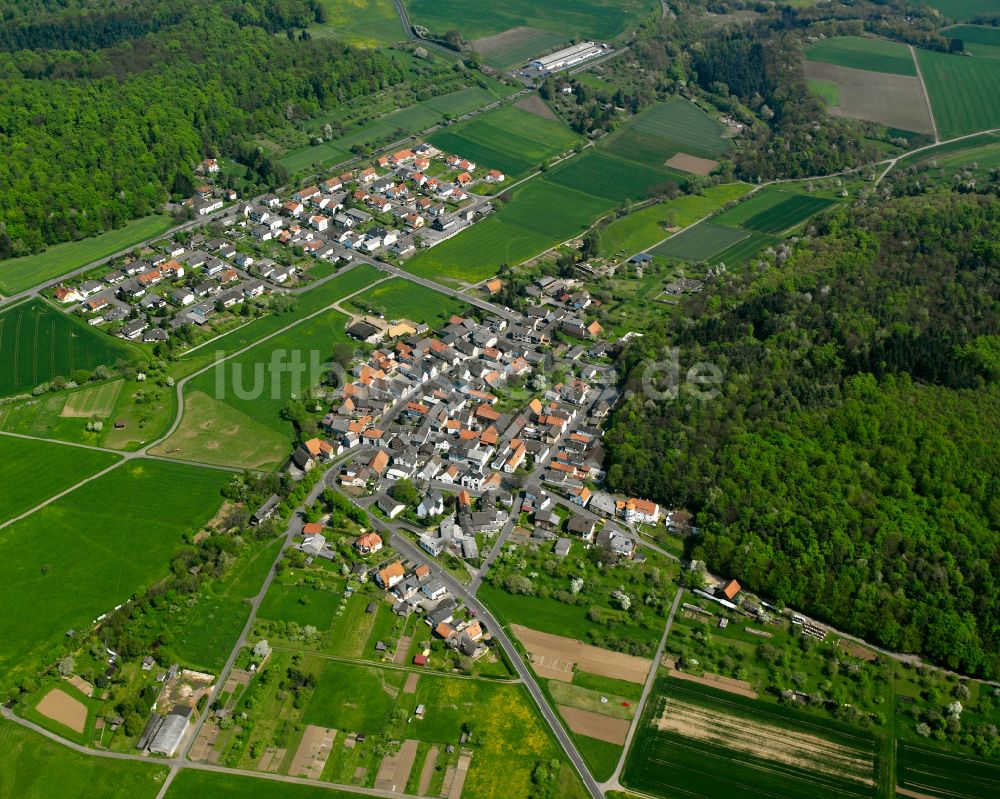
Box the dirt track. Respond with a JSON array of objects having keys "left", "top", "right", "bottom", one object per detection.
[
  {"left": 558, "top": 705, "right": 630, "bottom": 745},
  {"left": 36, "top": 688, "right": 87, "bottom": 734},
  {"left": 512, "top": 624, "right": 651, "bottom": 683}
]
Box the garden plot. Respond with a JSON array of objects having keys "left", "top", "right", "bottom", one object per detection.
[{"left": 512, "top": 624, "right": 651, "bottom": 683}]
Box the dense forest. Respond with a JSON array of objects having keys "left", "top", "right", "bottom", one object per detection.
[
  {"left": 0, "top": 4, "right": 403, "bottom": 258},
  {"left": 605, "top": 192, "right": 1000, "bottom": 678}
]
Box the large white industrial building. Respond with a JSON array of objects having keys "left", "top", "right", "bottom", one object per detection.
[{"left": 529, "top": 41, "right": 605, "bottom": 72}]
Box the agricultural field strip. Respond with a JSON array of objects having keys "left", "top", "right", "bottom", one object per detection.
[
  {"left": 0, "top": 267, "right": 385, "bottom": 530},
  {"left": 654, "top": 695, "right": 876, "bottom": 786}
]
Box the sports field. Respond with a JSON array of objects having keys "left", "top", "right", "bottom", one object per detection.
[
  {"left": 0, "top": 435, "right": 119, "bottom": 524},
  {"left": 897, "top": 742, "right": 1000, "bottom": 799},
  {"left": 603, "top": 99, "right": 730, "bottom": 166},
  {"left": 0, "top": 458, "right": 229, "bottom": 692},
  {"left": 0, "top": 299, "right": 137, "bottom": 396},
  {"left": 0, "top": 720, "right": 167, "bottom": 799},
  {"left": 428, "top": 104, "right": 582, "bottom": 180},
  {"left": 805, "top": 35, "right": 916, "bottom": 76},
  {"left": 651, "top": 222, "right": 749, "bottom": 262},
  {"left": 622, "top": 678, "right": 879, "bottom": 799},
  {"left": 349, "top": 279, "right": 464, "bottom": 325},
  {"left": 148, "top": 389, "right": 292, "bottom": 470},
  {"left": 406, "top": 0, "right": 656, "bottom": 42},
  {"left": 917, "top": 47, "right": 1000, "bottom": 137},
  {"left": 0, "top": 215, "right": 174, "bottom": 296}
]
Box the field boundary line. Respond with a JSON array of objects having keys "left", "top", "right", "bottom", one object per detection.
[
  {"left": 604, "top": 586, "right": 683, "bottom": 792},
  {"left": 909, "top": 45, "right": 939, "bottom": 143}
]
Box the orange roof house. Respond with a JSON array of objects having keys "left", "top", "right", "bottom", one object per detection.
[
  {"left": 302, "top": 522, "right": 324, "bottom": 536},
  {"left": 377, "top": 561, "right": 405, "bottom": 588},
  {"left": 355, "top": 532, "right": 383, "bottom": 553},
  {"left": 721, "top": 579, "right": 742, "bottom": 601},
  {"left": 369, "top": 449, "right": 390, "bottom": 476},
  {"left": 484, "top": 278, "right": 503, "bottom": 294}
]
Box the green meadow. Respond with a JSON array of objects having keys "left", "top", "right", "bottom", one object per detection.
[
  {"left": 0, "top": 458, "right": 229, "bottom": 691},
  {"left": 805, "top": 35, "right": 916, "bottom": 76},
  {"left": 0, "top": 215, "right": 174, "bottom": 295},
  {"left": 428, "top": 103, "right": 582, "bottom": 180},
  {"left": 0, "top": 720, "right": 167, "bottom": 799},
  {"left": 349, "top": 278, "right": 465, "bottom": 326},
  {"left": 0, "top": 435, "right": 120, "bottom": 524}
]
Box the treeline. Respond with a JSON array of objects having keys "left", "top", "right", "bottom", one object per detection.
[
  {"left": 0, "top": 8, "right": 405, "bottom": 256},
  {"left": 690, "top": 30, "right": 877, "bottom": 179},
  {"left": 0, "top": 0, "right": 323, "bottom": 51},
  {"left": 604, "top": 192, "right": 1000, "bottom": 678}
]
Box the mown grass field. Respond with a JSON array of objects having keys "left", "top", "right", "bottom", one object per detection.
[
  {"left": 651, "top": 222, "right": 749, "bottom": 262},
  {"left": 60, "top": 379, "right": 122, "bottom": 417},
  {"left": 897, "top": 742, "right": 1000, "bottom": 799},
  {"left": 918, "top": 46, "right": 1000, "bottom": 137},
  {"left": 622, "top": 678, "right": 879, "bottom": 799},
  {"left": 159, "top": 309, "right": 352, "bottom": 469},
  {"left": 428, "top": 103, "right": 582, "bottom": 179},
  {"left": 406, "top": 0, "right": 656, "bottom": 42},
  {"left": 0, "top": 435, "right": 120, "bottom": 524},
  {"left": 0, "top": 299, "right": 137, "bottom": 396},
  {"left": 713, "top": 187, "right": 795, "bottom": 227},
  {"left": 603, "top": 99, "right": 731, "bottom": 165},
  {"left": 598, "top": 183, "right": 752, "bottom": 257},
  {"left": 349, "top": 278, "right": 464, "bottom": 325},
  {"left": 739, "top": 194, "right": 838, "bottom": 234},
  {"left": 544, "top": 151, "right": 677, "bottom": 202},
  {"left": 258, "top": 583, "right": 345, "bottom": 629},
  {"left": 710, "top": 230, "right": 780, "bottom": 265},
  {"left": 805, "top": 35, "right": 916, "bottom": 76},
  {"left": 310, "top": 0, "right": 403, "bottom": 47},
  {"left": 0, "top": 720, "right": 167, "bottom": 799},
  {"left": 280, "top": 83, "right": 515, "bottom": 173},
  {"left": 0, "top": 459, "right": 228, "bottom": 692},
  {"left": 0, "top": 215, "right": 174, "bottom": 296}
]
